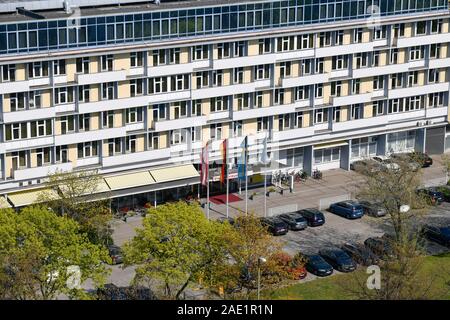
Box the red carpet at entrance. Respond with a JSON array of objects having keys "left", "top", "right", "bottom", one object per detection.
[{"left": 210, "top": 193, "right": 242, "bottom": 205}]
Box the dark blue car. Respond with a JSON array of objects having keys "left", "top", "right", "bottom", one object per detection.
[
  {"left": 303, "top": 254, "right": 333, "bottom": 277},
  {"left": 329, "top": 201, "right": 364, "bottom": 219},
  {"left": 319, "top": 248, "right": 357, "bottom": 272},
  {"left": 422, "top": 225, "right": 450, "bottom": 248}
]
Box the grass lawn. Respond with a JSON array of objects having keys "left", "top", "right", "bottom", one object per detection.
[{"left": 265, "top": 253, "right": 450, "bottom": 300}]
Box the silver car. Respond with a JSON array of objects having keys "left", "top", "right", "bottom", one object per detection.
[
  {"left": 278, "top": 213, "right": 308, "bottom": 231},
  {"left": 359, "top": 201, "right": 387, "bottom": 217}
]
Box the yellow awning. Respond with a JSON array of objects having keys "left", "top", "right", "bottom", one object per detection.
[
  {"left": 8, "top": 188, "right": 59, "bottom": 207},
  {"left": 105, "top": 171, "right": 155, "bottom": 191},
  {"left": 150, "top": 164, "right": 199, "bottom": 183},
  {"left": 59, "top": 179, "right": 111, "bottom": 195},
  {"left": 0, "top": 196, "right": 11, "bottom": 209},
  {"left": 314, "top": 141, "right": 348, "bottom": 150}
]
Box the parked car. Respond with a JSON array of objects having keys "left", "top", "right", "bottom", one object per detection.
[
  {"left": 298, "top": 209, "right": 325, "bottom": 227},
  {"left": 358, "top": 200, "right": 387, "bottom": 217},
  {"left": 329, "top": 201, "right": 364, "bottom": 219},
  {"left": 373, "top": 156, "right": 400, "bottom": 171},
  {"left": 107, "top": 244, "right": 123, "bottom": 265},
  {"left": 260, "top": 217, "right": 289, "bottom": 236},
  {"left": 301, "top": 254, "right": 333, "bottom": 277},
  {"left": 421, "top": 225, "right": 450, "bottom": 248},
  {"left": 350, "top": 159, "right": 381, "bottom": 172},
  {"left": 364, "top": 237, "right": 394, "bottom": 258},
  {"left": 392, "top": 152, "right": 433, "bottom": 168},
  {"left": 417, "top": 188, "right": 444, "bottom": 205},
  {"left": 278, "top": 212, "right": 308, "bottom": 231},
  {"left": 319, "top": 248, "right": 357, "bottom": 272},
  {"left": 217, "top": 216, "right": 235, "bottom": 225},
  {"left": 97, "top": 284, "right": 156, "bottom": 300},
  {"left": 341, "top": 242, "right": 380, "bottom": 266}
]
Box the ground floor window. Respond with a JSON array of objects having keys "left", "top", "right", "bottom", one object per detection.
[
  {"left": 287, "top": 147, "right": 304, "bottom": 168},
  {"left": 387, "top": 131, "right": 416, "bottom": 154},
  {"left": 351, "top": 137, "right": 377, "bottom": 159},
  {"left": 314, "top": 147, "right": 340, "bottom": 164}
]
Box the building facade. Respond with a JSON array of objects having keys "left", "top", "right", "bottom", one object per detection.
[{"left": 0, "top": 0, "right": 449, "bottom": 209}]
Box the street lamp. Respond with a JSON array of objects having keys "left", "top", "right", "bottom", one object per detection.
[{"left": 257, "top": 257, "right": 267, "bottom": 300}]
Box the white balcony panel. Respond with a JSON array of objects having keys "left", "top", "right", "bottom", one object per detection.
[
  {"left": 316, "top": 42, "right": 373, "bottom": 58},
  {"left": 314, "top": 123, "right": 329, "bottom": 131},
  {"left": 282, "top": 73, "right": 329, "bottom": 87},
  {"left": 409, "top": 60, "right": 426, "bottom": 69},
  {"left": 233, "top": 104, "right": 296, "bottom": 121},
  {"left": 192, "top": 80, "right": 271, "bottom": 100},
  {"left": 208, "top": 111, "right": 229, "bottom": 121},
  {"left": 389, "top": 83, "right": 449, "bottom": 99},
  {"left": 397, "top": 33, "right": 450, "bottom": 48},
  {"left": 426, "top": 107, "right": 448, "bottom": 118},
  {"left": 147, "top": 90, "right": 191, "bottom": 104},
  {"left": 55, "top": 127, "right": 126, "bottom": 146},
  {"left": 329, "top": 69, "right": 350, "bottom": 79},
  {"left": 387, "top": 110, "right": 425, "bottom": 122},
  {"left": 333, "top": 117, "right": 386, "bottom": 132},
  {"left": 28, "top": 77, "right": 50, "bottom": 87},
  {"left": 214, "top": 55, "right": 275, "bottom": 70},
  {"left": 294, "top": 100, "right": 311, "bottom": 108},
  {"left": 78, "top": 96, "right": 149, "bottom": 114},
  {"left": 372, "top": 39, "right": 388, "bottom": 48},
  {"left": 102, "top": 148, "right": 171, "bottom": 168},
  {"left": 13, "top": 162, "right": 73, "bottom": 180},
  {"left": 170, "top": 144, "right": 188, "bottom": 153},
  {"left": 273, "top": 126, "right": 315, "bottom": 142},
  {"left": 55, "top": 103, "right": 76, "bottom": 113},
  {"left": 53, "top": 75, "right": 68, "bottom": 85},
  {"left": 125, "top": 122, "right": 145, "bottom": 132},
  {"left": 76, "top": 157, "right": 100, "bottom": 167},
  {"left": 154, "top": 116, "right": 207, "bottom": 132},
  {"left": 3, "top": 107, "right": 55, "bottom": 123},
  {"left": 353, "top": 63, "right": 410, "bottom": 78},
  {"left": 128, "top": 67, "right": 145, "bottom": 76},
  {"left": 429, "top": 58, "right": 450, "bottom": 69},
  {"left": 332, "top": 93, "right": 372, "bottom": 107},
  {"left": 0, "top": 81, "right": 29, "bottom": 94},
  {"left": 275, "top": 49, "right": 315, "bottom": 61},
  {"left": 1, "top": 136, "right": 54, "bottom": 153},
  {"left": 76, "top": 70, "right": 127, "bottom": 85}
]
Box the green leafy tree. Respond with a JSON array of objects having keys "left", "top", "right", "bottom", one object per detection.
[
  {"left": 38, "top": 170, "right": 113, "bottom": 245},
  {"left": 0, "top": 206, "right": 110, "bottom": 300},
  {"left": 123, "top": 201, "right": 232, "bottom": 300}
]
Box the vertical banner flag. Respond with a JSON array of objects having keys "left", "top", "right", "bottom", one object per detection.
[
  {"left": 260, "top": 137, "right": 270, "bottom": 165},
  {"left": 220, "top": 139, "right": 227, "bottom": 184},
  {"left": 238, "top": 136, "right": 248, "bottom": 181},
  {"left": 200, "top": 142, "right": 209, "bottom": 186}
]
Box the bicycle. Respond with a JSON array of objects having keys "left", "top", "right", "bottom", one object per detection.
[{"left": 312, "top": 169, "right": 323, "bottom": 180}]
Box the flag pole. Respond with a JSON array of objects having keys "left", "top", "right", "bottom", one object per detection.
[
  {"left": 245, "top": 138, "right": 248, "bottom": 215},
  {"left": 226, "top": 138, "right": 229, "bottom": 219},
  {"left": 206, "top": 142, "right": 210, "bottom": 220}
]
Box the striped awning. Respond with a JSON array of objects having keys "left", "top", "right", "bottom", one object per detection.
[
  {"left": 105, "top": 171, "right": 155, "bottom": 191},
  {"left": 149, "top": 164, "right": 199, "bottom": 183},
  {"left": 0, "top": 196, "right": 11, "bottom": 209},
  {"left": 314, "top": 141, "right": 348, "bottom": 150},
  {"left": 8, "top": 188, "right": 59, "bottom": 207}
]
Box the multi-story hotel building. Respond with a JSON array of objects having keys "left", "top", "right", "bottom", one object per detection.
[{"left": 0, "top": 0, "right": 449, "bottom": 209}]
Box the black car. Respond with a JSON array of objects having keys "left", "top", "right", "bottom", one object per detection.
[
  {"left": 107, "top": 244, "right": 123, "bottom": 265},
  {"left": 319, "top": 248, "right": 357, "bottom": 272},
  {"left": 260, "top": 217, "right": 289, "bottom": 236},
  {"left": 302, "top": 254, "right": 334, "bottom": 277},
  {"left": 298, "top": 209, "right": 325, "bottom": 227},
  {"left": 341, "top": 242, "right": 380, "bottom": 266},
  {"left": 417, "top": 188, "right": 444, "bottom": 205},
  {"left": 358, "top": 200, "right": 387, "bottom": 217},
  {"left": 278, "top": 213, "right": 308, "bottom": 231},
  {"left": 364, "top": 237, "right": 394, "bottom": 258},
  {"left": 421, "top": 225, "right": 450, "bottom": 248}
]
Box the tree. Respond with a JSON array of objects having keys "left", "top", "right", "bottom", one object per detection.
[
  {"left": 38, "top": 170, "right": 112, "bottom": 245},
  {"left": 349, "top": 155, "right": 435, "bottom": 299},
  {"left": 122, "top": 201, "right": 232, "bottom": 300},
  {"left": 0, "top": 206, "right": 110, "bottom": 300},
  {"left": 210, "top": 214, "right": 289, "bottom": 299}
]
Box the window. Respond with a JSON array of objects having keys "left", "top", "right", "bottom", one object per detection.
[
  {"left": 169, "top": 48, "right": 180, "bottom": 64},
  {"left": 217, "top": 43, "right": 231, "bottom": 59},
  {"left": 315, "top": 58, "right": 324, "bottom": 73},
  {"left": 107, "top": 138, "right": 122, "bottom": 156},
  {"left": 210, "top": 124, "right": 222, "bottom": 140},
  {"left": 152, "top": 49, "right": 166, "bottom": 65},
  {"left": 353, "top": 28, "right": 363, "bottom": 43},
  {"left": 295, "top": 86, "right": 309, "bottom": 101},
  {"left": 191, "top": 126, "right": 202, "bottom": 142},
  {"left": 334, "top": 30, "right": 344, "bottom": 45},
  {"left": 388, "top": 99, "right": 403, "bottom": 114},
  {"left": 295, "top": 112, "right": 304, "bottom": 128},
  {"left": 173, "top": 101, "right": 187, "bottom": 119},
  {"left": 409, "top": 46, "right": 424, "bottom": 61},
  {"left": 171, "top": 74, "right": 189, "bottom": 91},
  {"left": 254, "top": 64, "right": 270, "bottom": 80},
  {"left": 60, "top": 115, "right": 75, "bottom": 134},
  {"left": 314, "top": 108, "right": 327, "bottom": 124},
  {"left": 351, "top": 104, "right": 362, "bottom": 120},
  {"left": 11, "top": 151, "right": 28, "bottom": 170},
  {"left": 428, "top": 69, "right": 440, "bottom": 84},
  {"left": 56, "top": 145, "right": 68, "bottom": 163},
  {"left": 258, "top": 38, "right": 272, "bottom": 54},
  {"left": 148, "top": 133, "right": 159, "bottom": 150},
  {"left": 152, "top": 104, "right": 167, "bottom": 121},
  {"left": 101, "top": 55, "right": 113, "bottom": 71},
  {"left": 210, "top": 96, "right": 228, "bottom": 112},
  {"left": 195, "top": 71, "right": 209, "bottom": 88},
  {"left": 373, "top": 101, "right": 385, "bottom": 117},
  {"left": 318, "top": 32, "right": 331, "bottom": 47},
  {"left": 36, "top": 147, "right": 51, "bottom": 166},
  {"left": 1, "top": 64, "right": 15, "bottom": 82},
  {"left": 233, "top": 41, "right": 246, "bottom": 57},
  {"left": 10, "top": 92, "right": 26, "bottom": 111},
  {"left": 352, "top": 79, "right": 361, "bottom": 94},
  {"left": 192, "top": 45, "right": 209, "bottom": 61},
  {"left": 278, "top": 114, "right": 291, "bottom": 131},
  {"left": 274, "top": 89, "right": 285, "bottom": 105},
  {"left": 212, "top": 70, "right": 223, "bottom": 87},
  {"left": 301, "top": 59, "right": 312, "bottom": 75},
  {"left": 232, "top": 121, "right": 243, "bottom": 137},
  {"left": 373, "top": 76, "right": 384, "bottom": 90},
  {"left": 130, "top": 52, "right": 144, "bottom": 67},
  {"left": 101, "top": 82, "right": 115, "bottom": 100},
  {"left": 257, "top": 117, "right": 270, "bottom": 132},
  {"left": 331, "top": 81, "right": 342, "bottom": 97},
  {"left": 126, "top": 107, "right": 143, "bottom": 123},
  {"left": 148, "top": 77, "right": 168, "bottom": 94},
  {"left": 391, "top": 73, "right": 403, "bottom": 89},
  {"left": 54, "top": 87, "right": 74, "bottom": 104},
  {"left": 415, "top": 21, "right": 427, "bottom": 35},
  {"left": 254, "top": 91, "right": 263, "bottom": 108},
  {"left": 53, "top": 59, "right": 66, "bottom": 75},
  {"left": 279, "top": 62, "right": 291, "bottom": 78},
  {"left": 371, "top": 51, "right": 380, "bottom": 67},
  {"left": 76, "top": 114, "right": 89, "bottom": 131},
  {"left": 277, "top": 36, "right": 294, "bottom": 52},
  {"left": 236, "top": 93, "right": 251, "bottom": 110},
  {"left": 431, "top": 19, "right": 443, "bottom": 34},
  {"left": 125, "top": 135, "right": 137, "bottom": 153},
  {"left": 408, "top": 71, "right": 418, "bottom": 87},
  {"left": 76, "top": 57, "right": 89, "bottom": 74},
  {"left": 28, "top": 61, "right": 48, "bottom": 78},
  {"left": 314, "top": 148, "right": 340, "bottom": 164},
  {"left": 406, "top": 96, "right": 423, "bottom": 111},
  {"left": 77, "top": 142, "right": 98, "bottom": 158},
  {"left": 355, "top": 52, "right": 368, "bottom": 68},
  {"left": 102, "top": 111, "right": 114, "bottom": 128},
  {"left": 78, "top": 85, "right": 90, "bottom": 102},
  {"left": 351, "top": 137, "right": 377, "bottom": 159},
  {"left": 29, "top": 90, "right": 42, "bottom": 109},
  {"left": 130, "top": 79, "right": 144, "bottom": 96},
  {"left": 373, "top": 25, "right": 387, "bottom": 40},
  {"left": 332, "top": 55, "right": 347, "bottom": 70},
  {"left": 393, "top": 23, "right": 405, "bottom": 38},
  {"left": 233, "top": 67, "right": 244, "bottom": 84},
  {"left": 315, "top": 84, "right": 323, "bottom": 98},
  {"left": 30, "top": 119, "right": 52, "bottom": 137},
  {"left": 390, "top": 49, "right": 399, "bottom": 64},
  {"left": 5, "top": 123, "right": 27, "bottom": 141},
  {"left": 332, "top": 107, "right": 341, "bottom": 122},
  {"left": 192, "top": 100, "right": 202, "bottom": 116},
  {"left": 430, "top": 44, "right": 441, "bottom": 59},
  {"left": 297, "top": 34, "right": 313, "bottom": 49}
]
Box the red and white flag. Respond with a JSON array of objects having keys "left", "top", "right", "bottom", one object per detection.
[{"left": 200, "top": 141, "right": 209, "bottom": 186}]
